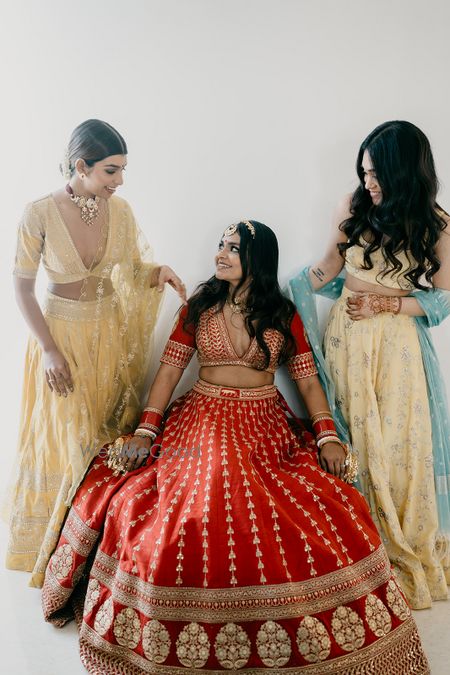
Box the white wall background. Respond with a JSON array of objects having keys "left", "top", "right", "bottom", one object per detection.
[{"left": 1, "top": 0, "right": 450, "bottom": 471}]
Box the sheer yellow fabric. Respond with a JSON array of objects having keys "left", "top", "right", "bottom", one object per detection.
[{"left": 6, "top": 195, "right": 163, "bottom": 587}]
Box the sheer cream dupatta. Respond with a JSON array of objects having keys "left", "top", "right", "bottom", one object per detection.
[{"left": 68, "top": 198, "right": 165, "bottom": 501}]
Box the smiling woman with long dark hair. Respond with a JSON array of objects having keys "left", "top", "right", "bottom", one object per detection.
[
  {"left": 290, "top": 120, "right": 450, "bottom": 610},
  {"left": 41, "top": 219, "right": 429, "bottom": 673}
]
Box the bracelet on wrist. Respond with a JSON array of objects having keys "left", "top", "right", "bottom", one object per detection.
[
  {"left": 134, "top": 428, "right": 157, "bottom": 440},
  {"left": 316, "top": 434, "right": 340, "bottom": 448},
  {"left": 312, "top": 414, "right": 337, "bottom": 441},
  {"left": 138, "top": 408, "right": 163, "bottom": 437}
]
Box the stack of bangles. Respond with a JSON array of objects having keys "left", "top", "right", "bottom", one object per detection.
[
  {"left": 134, "top": 406, "right": 164, "bottom": 442},
  {"left": 311, "top": 410, "right": 358, "bottom": 483}
]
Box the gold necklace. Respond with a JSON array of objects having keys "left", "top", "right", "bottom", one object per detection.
[
  {"left": 65, "top": 183, "right": 100, "bottom": 227},
  {"left": 227, "top": 294, "right": 250, "bottom": 314}
]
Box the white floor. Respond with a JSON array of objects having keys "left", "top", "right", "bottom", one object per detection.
[{"left": 0, "top": 520, "right": 449, "bottom": 674}]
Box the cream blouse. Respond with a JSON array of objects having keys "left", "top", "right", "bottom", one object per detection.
[
  {"left": 13, "top": 194, "right": 145, "bottom": 283},
  {"left": 344, "top": 241, "right": 415, "bottom": 291}
]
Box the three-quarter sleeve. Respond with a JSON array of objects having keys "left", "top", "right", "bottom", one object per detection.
[
  {"left": 13, "top": 202, "right": 44, "bottom": 279},
  {"left": 286, "top": 312, "right": 318, "bottom": 380},
  {"left": 160, "top": 305, "right": 196, "bottom": 370}
]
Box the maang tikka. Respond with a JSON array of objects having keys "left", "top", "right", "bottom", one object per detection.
[{"left": 223, "top": 220, "right": 256, "bottom": 239}]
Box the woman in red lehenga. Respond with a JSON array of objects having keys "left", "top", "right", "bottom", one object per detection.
[{"left": 42, "top": 221, "right": 429, "bottom": 673}]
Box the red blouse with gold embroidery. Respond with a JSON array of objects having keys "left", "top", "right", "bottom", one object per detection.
[{"left": 160, "top": 306, "right": 318, "bottom": 380}]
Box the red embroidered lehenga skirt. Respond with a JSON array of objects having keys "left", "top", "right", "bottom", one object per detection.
[{"left": 42, "top": 381, "right": 429, "bottom": 673}]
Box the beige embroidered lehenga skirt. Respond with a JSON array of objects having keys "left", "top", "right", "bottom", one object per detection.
[
  {"left": 324, "top": 287, "right": 450, "bottom": 609},
  {"left": 5, "top": 290, "right": 159, "bottom": 587}
]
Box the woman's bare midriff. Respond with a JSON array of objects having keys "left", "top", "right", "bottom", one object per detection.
[
  {"left": 344, "top": 272, "right": 411, "bottom": 297},
  {"left": 199, "top": 365, "right": 274, "bottom": 389},
  {"left": 48, "top": 277, "right": 114, "bottom": 301}
]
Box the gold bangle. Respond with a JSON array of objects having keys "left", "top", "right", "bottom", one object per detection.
[
  {"left": 134, "top": 428, "right": 156, "bottom": 439},
  {"left": 310, "top": 410, "right": 332, "bottom": 421},
  {"left": 143, "top": 406, "right": 164, "bottom": 416}
]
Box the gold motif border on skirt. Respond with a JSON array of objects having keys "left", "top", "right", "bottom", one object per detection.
[
  {"left": 91, "top": 545, "right": 391, "bottom": 621},
  {"left": 79, "top": 617, "right": 429, "bottom": 674}
]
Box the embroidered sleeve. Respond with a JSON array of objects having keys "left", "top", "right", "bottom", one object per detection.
[
  {"left": 160, "top": 305, "right": 196, "bottom": 370},
  {"left": 287, "top": 312, "right": 318, "bottom": 380},
  {"left": 13, "top": 203, "right": 44, "bottom": 279}
]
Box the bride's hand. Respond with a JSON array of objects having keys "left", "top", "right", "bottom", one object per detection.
[
  {"left": 121, "top": 435, "right": 153, "bottom": 472},
  {"left": 319, "top": 441, "right": 347, "bottom": 480}
]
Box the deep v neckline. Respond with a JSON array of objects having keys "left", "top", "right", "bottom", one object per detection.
[
  {"left": 218, "top": 308, "right": 257, "bottom": 360},
  {"left": 50, "top": 194, "right": 110, "bottom": 272}
]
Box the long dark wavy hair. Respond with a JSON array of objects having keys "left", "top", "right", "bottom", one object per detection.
[
  {"left": 185, "top": 221, "right": 296, "bottom": 368},
  {"left": 338, "top": 120, "right": 447, "bottom": 289}
]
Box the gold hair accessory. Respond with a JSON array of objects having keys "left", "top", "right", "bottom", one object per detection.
[
  {"left": 223, "top": 220, "right": 256, "bottom": 239},
  {"left": 65, "top": 183, "right": 100, "bottom": 227},
  {"left": 60, "top": 150, "right": 72, "bottom": 181}
]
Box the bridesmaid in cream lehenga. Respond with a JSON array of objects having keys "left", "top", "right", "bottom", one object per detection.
[
  {"left": 6, "top": 119, "right": 186, "bottom": 587},
  {"left": 291, "top": 121, "right": 450, "bottom": 610}
]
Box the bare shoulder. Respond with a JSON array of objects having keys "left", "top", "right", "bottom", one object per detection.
[{"left": 329, "top": 193, "right": 353, "bottom": 242}]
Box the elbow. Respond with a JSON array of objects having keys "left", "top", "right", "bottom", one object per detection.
[{"left": 296, "top": 374, "right": 321, "bottom": 397}]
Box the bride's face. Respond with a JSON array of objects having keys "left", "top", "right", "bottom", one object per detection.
[{"left": 215, "top": 233, "right": 243, "bottom": 287}]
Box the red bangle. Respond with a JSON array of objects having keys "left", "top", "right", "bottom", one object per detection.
[
  {"left": 138, "top": 408, "right": 163, "bottom": 435},
  {"left": 312, "top": 416, "right": 338, "bottom": 440}
]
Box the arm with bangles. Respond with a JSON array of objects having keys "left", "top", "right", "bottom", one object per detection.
[
  {"left": 117, "top": 305, "right": 195, "bottom": 471},
  {"left": 14, "top": 277, "right": 73, "bottom": 396},
  {"left": 295, "top": 375, "right": 348, "bottom": 481},
  {"left": 119, "top": 363, "right": 185, "bottom": 472}
]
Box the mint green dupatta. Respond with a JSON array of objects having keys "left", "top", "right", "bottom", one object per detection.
[{"left": 289, "top": 267, "right": 450, "bottom": 542}]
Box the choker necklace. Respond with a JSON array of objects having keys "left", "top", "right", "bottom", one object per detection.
[
  {"left": 65, "top": 184, "right": 100, "bottom": 227},
  {"left": 227, "top": 295, "right": 251, "bottom": 315}
]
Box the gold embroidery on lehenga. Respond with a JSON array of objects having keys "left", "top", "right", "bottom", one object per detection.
[
  {"left": 72, "top": 561, "right": 86, "bottom": 588},
  {"left": 142, "top": 619, "right": 171, "bottom": 664},
  {"left": 386, "top": 579, "right": 410, "bottom": 621},
  {"left": 80, "top": 616, "right": 430, "bottom": 674},
  {"left": 229, "top": 401, "right": 268, "bottom": 584},
  {"left": 365, "top": 593, "right": 392, "bottom": 637},
  {"left": 331, "top": 606, "right": 365, "bottom": 652},
  {"left": 94, "top": 596, "right": 114, "bottom": 636},
  {"left": 256, "top": 620, "right": 291, "bottom": 667},
  {"left": 113, "top": 607, "right": 141, "bottom": 649},
  {"left": 84, "top": 578, "right": 101, "bottom": 617},
  {"left": 50, "top": 543, "right": 74, "bottom": 580},
  {"left": 176, "top": 622, "right": 210, "bottom": 668},
  {"left": 296, "top": 616, "right": 331, "bottom": 663},
  {"left": 220, "top": 403, "right": 239, "bottom": 586},
  {"left": 63, "top": 508, "right": 100, "bottom": 557},
  {"left": 91, "top": 546, "right": 391, "bottom": 622},
  {"left": 214, "top": 622, "right": 251, "bottom": 669}
]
